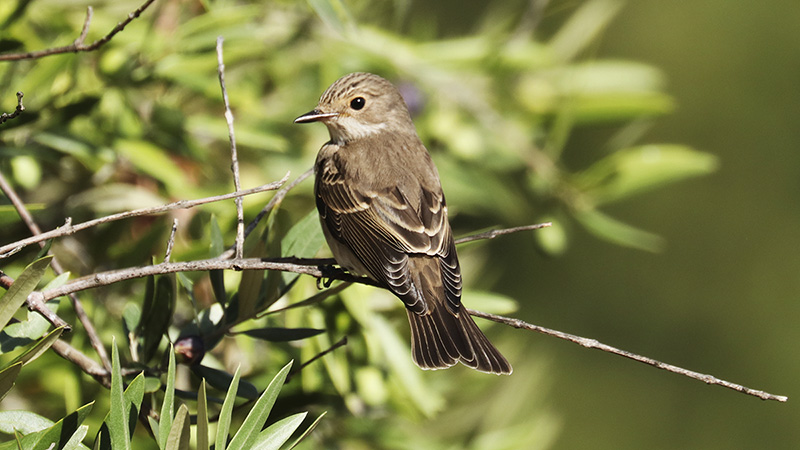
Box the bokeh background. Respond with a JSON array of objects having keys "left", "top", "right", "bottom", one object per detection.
[
  {"left": 490, "top": 1, "right": 799, "bottom": 449},
  {"left": 1, "top": 0, "right": 797, "bottom": 449}
]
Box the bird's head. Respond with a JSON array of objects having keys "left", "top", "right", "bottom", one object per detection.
[{"left": 294, "top": 72, "right": 414, "bottom": 144}]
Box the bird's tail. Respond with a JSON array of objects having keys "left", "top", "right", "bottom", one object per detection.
[{"left": 406, "top": 304, "right": 512, "bottom": 375}]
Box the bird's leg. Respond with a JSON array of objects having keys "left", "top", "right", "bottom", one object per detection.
[{"left": 317, "top": 264, "right": 348, "bottom": 289}]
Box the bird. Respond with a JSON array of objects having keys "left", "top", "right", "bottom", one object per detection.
[{"left": 294, "top": 72, "right": 511, "bottom": 375}]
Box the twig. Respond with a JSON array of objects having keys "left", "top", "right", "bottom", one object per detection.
[
  {"left": 285, "top": 336, "right": 348, "bottom": 383},
  {"left": 217, "top": 168, "right": 313, "bottom": 260},
  {"left": 467, "top": 308, "right": 788, "bottom": 402},
  {"left": 0, "top": 0, "right": 157, "bottom": 61},
  {"left": 164, "top": 218, "right": 178, "bottom": 263},
  {"left": 455, "top": 222, "right": 552, "bottom": 245},
  {"left": 0, "top": 176, "right": 288, "bottom": 258},
  {"left": 215, "top": 37, "right": 245, "bottom": 259},
  {"left": 0, "top": 92, "right": 25, "bottom": 125}
]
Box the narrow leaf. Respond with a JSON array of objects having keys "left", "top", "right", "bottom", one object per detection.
[
  {"left": 0, "top": 256, "right": 52, "bottom": 330},
  {"left": 287, "top": 411, "right": 326, "bottom": 450},
  {"left": 192, "top": 364, "right": 258, "bottom": 400},
  {"left": 238, "top": 327, "right": 324, "bottom": 342},
  {"left": 159, "top": 346, "right": 177, "bottom": 450},
  {"left": 107, "top": 339, "right": 131, "bottom": 450},
  {"left": 8, "top": 326, "right": 64, "bottom": 366},
  {"left": 196, "top": 380, "right": 209, "bottom": 450},
  {"left": 0, "top": 362, "right": 22, "bottom": 403},
  {"left": 252, "top": 412, "right": 307, "bottom": 450},
  {"left": 164, "top": 404, "right": 190, "bottom": 450},
  {"left": 214, "top": 365, "right": 241, "bottom": 450},
  {"left": 574, "top": 208, "right": 664, "bottom": 252},
  {"left": 29, "top": 402, "right": 94, "bottom": 450},
  {"left": 227, "top": 361, "right": 293, "bottom": 450}
]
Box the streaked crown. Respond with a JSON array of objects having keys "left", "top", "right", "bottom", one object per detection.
[{"left": 294, "top": 72, "right": 416, "bottom": 143}]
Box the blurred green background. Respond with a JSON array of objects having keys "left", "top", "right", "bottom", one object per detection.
[
  {"left": 0, "top": 0, "right": 797, "bottom": 448},
  {"left": 494, "top": 1, "right": 799, "bottom": 449}
]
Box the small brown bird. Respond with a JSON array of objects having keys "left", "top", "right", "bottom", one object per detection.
[{"left": 295, "top": 72, "right": 511, "bottom": 374}]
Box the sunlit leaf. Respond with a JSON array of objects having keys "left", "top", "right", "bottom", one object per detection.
[
  {"left": 574, "top": 208, "right": 664, "bottom": 252},
  {"left": 164, "top": 404, "right": 190, "bottom": 450},
  {"left": 576, "top": 144, "right": 719, "bottom": 204},
  {"left": 251, "top": 412, "right": 307, "bottom": 450},
  {"left": 227, "top": 361, "right": 293, "bottom": 450},
  {"left": 0, "top": 256, "right": 52, "bottom": 331}
]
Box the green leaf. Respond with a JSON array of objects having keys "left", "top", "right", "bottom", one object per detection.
[
  {"left": 574, "top": 208, "right": 665, "bottom": 252},
  {"left": 576, "top": 145, "right": 718, "bottom": 205},
  {"left": 214, "top": 365, "right": 241, "bottom": 450},
  {"left": 238, "top": 327, "right": 324, "bottom": 342},
  {"left": 159, "top": 346, "right": 177, "bottom": 450},
  {"left": 278, "top": 209, "right": 325, "bottom": 287},
  {"left": 0, "top": 256, "right": 52, "bottom": 330},
  {"left": 107, "top": 339, "right": 131, "bottom": 450},
  {"left": 287, "top": 411, "right": 326, "bottom": 450},
  {"left": 192, "top": 364, "right": 258, "bottom": 400},
  {"left": 196, "top": 380, "right": 209, "bottom": 450},
  {"left": 124, "top": 372, "right": 146, "bottom": 439},
  {"left": 8, "top": 326, "right": 64, "bottom": 366},
  {"left": 0, "top": 410, "right": 53, "bottom": 435},
  {"left": 29, "top": 402, "right": 94, "bottom": 450},
  {"left": 227, "top": 361, "right": 293, "bottom": 450},
  {"left": 164, "top": 404, "right": 190, "bottom": 450},
  {"left": 209, "top": 216, "right": 227, "bottom": 306},
  {"left": 138, "top": 274, "right": 175, "bottom": 363},
  {"left": 0, "top": 362, "right": 22, "bottom": 403},
  {"left": 62, "top": 425, "right": 90, "bottom": 450},
  {"left": 251, "top": 412, "right": 307, "bottom": 450}
]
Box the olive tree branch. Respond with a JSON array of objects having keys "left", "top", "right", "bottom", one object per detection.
[
  {"left": 0, "top": 0, "right": 158, "bottom": 61},
  {"left": 467, "top": 308, "right": 788, "bottom": 402},
  {"left": 0, "top": 176, "right": 288, "bottom": 258},
  {"left": 215, "top": 37, "right": 245, "bottom": 259}
]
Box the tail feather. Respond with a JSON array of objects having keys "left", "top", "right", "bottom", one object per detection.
[{"left": 407, "top": 305, "right": 512, "bottom": 375}]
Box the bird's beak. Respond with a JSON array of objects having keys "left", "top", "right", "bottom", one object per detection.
[{"left": 294, "top": 109, "right": 339, "bottom": 124}]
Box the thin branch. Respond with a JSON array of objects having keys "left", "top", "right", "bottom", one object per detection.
[
  {"left": 455, "top": 222, "right": 552, "bottom": 245},
  {"left": 0, "top": 0, "right": 157, "bottom": 61},
  {"left": 285, "top": 336, "right": 348, "bottom": 383},
  {"left": 467, "top": 308, "right": 788, "bottom": 402},
  {"left": 0, "top": 176, "right": 288, "bottom": 258},
  {"left": 215, "top": 37, "right": 245, "bottom": 259},
  {"left": 0, "top": 92, "right": 25, "bottom": 125},
  {"left": 217, "top": 168, "right": 313, "bottom": 260},
  {"left": 164, "top": 218, "right": 178, "bottom": 263}
]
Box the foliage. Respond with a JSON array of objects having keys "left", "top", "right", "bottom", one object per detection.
[{"left": 0, "top": 0, "right": 714, "bottom": 449}]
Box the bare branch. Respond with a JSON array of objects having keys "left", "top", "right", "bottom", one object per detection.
[
  {"left": 215, "top": 37, "right": 245, "bottom": 259},
  {"left": 0, "top": 92, "right": 25, "bottom": 125},
  {"left": 467, "top": 308, "right": 788, "bottom": 402},
  {"left": 286, "top": 336, "right": 348, "bottom": 383},
  {"left": 0, "top": 0, "right": 157, "bottom": 61},
  {"left": 455, "top": 222, "right": 552, "bottom": 245},
  {"left": 0, "top": 175, "right": 288, "bottom": 258}
]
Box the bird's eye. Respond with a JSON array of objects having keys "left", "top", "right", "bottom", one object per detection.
[{"left": 350, "top": 97, "right": 366, "bottom": 110}]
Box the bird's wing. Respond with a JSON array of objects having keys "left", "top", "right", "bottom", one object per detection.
[{"left": 316, "top": 154, "right": 461, "bottom": 315}]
